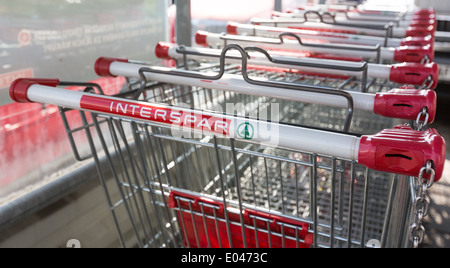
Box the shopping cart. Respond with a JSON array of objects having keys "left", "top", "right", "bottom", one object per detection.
[
  {"left": 225, "top": 22, "right": 433, "bottom": 48},
  {"left": 93, "top": 45, "right": 437, "bottom": 133},
  {"left": 9, "top": 74, "right": 446, "bottom": 248},
  {"left": 9, "top": 40, "right": 446, "bottom": 248},
  {"left": 274, "top": 5, "right": 436, "bottom": 28},
  {"left": 195, "top": 30, "right": 435, "bottom": 64},
  {"left": 271, "top": 10, "right": 437, "bottom": 27},
  {"left": 251, "top": 11, "right": 435, "bottom": 39}
]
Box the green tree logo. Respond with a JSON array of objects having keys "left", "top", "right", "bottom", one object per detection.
[{"left": 237, "top": 122, "right": 254, "bottom": 140}]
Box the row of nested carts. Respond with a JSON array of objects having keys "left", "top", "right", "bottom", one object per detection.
[{"left": 9, "top": 3, "right": 447, "bottom": 248}]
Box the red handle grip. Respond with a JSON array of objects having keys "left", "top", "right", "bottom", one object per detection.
[
  {"left": 409, "top": 19, "right": 437, "bottom": 28},
  {"left": 393, "top": 45, "right": 434, "bottom": 63},
  {"left": 227, "top": 22, "right": 239, "bottom": 35},
  {"left": 414, "top": 8, "right": 435, "bottom": 16},
  {"left": 413, "top": 15, "right": 436, "bottom": 21},
  {"left": 9, "top": 78, "right": 60, "bottom": 103},
  {"left": 196, "top": 31, "right": 209, "bottom": 47},
  {"left": 358, "top": 125, "right": 446, "bottom": 182},
  {"left": 400, "top": 36, "right": 434, "bottom": 47},
  {"left": 374, "top": 88, "right": 436, "bottom": 123},
  {"left": 155, "top": 42, "right": 174, "bottom": 59},
  {"left": 94, "top": 57, "right": 128, "bottom": 77},
  {"left": 405, "top": 26, "right": 436, "bottom": 37},
  {"left": 389, "top": 62, "right": 438, "bottom": 89}
]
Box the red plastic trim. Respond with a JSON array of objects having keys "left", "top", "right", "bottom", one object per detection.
[
  {"left": 409, "top": 19, "right": 437, "bottom": 28},
  {"left": 405, "top": 26, "right": 436, "bottom": 37},
  {"left": 94, "top": 57, "right": 128, "bottom": 77},
  {"left": 155, "top": 42, "right": 173, "bottom": 59},
  {"left": 374, "top": 88, "right": 437, "bottom": 123},
  {"left": 413, "top": 14, "right": 436, "bottom": 20},
  {"left": 414, "top": 8, "right": 435, "bottom": 16},
  {"left": 168, "top": 190, "right": 313, "bottom": 248},
  {"left": 195, "top": 31, "right": 209, "bottom": 46},
  {"left": 389, "top": 62, "right": 438, "bottom": 89},
  {"left": 9, "top": 78, "right": 60, "bottom": 103},
  {"left": 358, "top": 125, "right": 446, "bottom": 182},
  {"left": 227, "top": 22, "right": 239, "bottom": 35},
  {"left": 400, "top": 36, "right": 434, "bottom": 47},
  {"left": 393, "top": 45, "right": 434, "bottom": 63}
]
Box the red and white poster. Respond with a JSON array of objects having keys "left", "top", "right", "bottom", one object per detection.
[{"left": 0, "top": 68, "right": 34, "bottom": 89}]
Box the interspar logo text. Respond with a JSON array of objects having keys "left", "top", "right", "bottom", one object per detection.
[{"left": 80, "top": 95, "right": 231, "bottom": 135}]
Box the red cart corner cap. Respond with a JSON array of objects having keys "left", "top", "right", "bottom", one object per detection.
[
  {"left": 358, "top": 126, "right": 446, "bottom": 182},
  {"left": 94, "top": 57, "right": 128, "bottom": 77},
  {"left": 401, "top": 35, "right": 434, "bottom": 47},
  {"left": 374, "top": 88, "right": 436, "bottom": 123},
  {"left": 195, "top": 31, "right": 209, "bottom": 46},
  {"left": 410, "top": 19, "right": 437, "bottom": 28},
  {"left": 227, "top": 22, "right": 239, "bottom": 35},
  {"left": 389, "top": 62, "right": 439, "bottom": 89},
  {"left": 9, "top": 78, "right": 60, "bottom": 103},
  {"left": 406, "top": 26, "right": 436, "bottom": 37},
  {"left": 393, "top": 45, "right": 434, "bottom": 63},
  {"left": 413, "top": 13, "right": 436, "bottom": 21},
  {"left": 155, "top": 42, "right": 174, "bottom": 59}
]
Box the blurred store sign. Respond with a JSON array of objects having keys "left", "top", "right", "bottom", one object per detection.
[
  {"left": 0, "top": 0, "right": 168, "bottom": 199},
  {"left": 0, "top": 68, "right": 33, "bottom": 89},
  {"left": 0, "top": 0, "right": 167, "bottom": 104}
]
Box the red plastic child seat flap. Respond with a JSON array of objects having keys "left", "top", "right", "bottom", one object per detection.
[{"left": 168, "top": 190, "right": 313, "bottom": 248}]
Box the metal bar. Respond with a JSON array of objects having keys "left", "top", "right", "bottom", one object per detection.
[
  {"left": 90, "top": 113, "right": 142, "bottom": 248},
  {"left": 347, "top": 162, "right": 356, "bottom": 248},
  {"left": 144, "top": 125, "right": 179, "bottom": 245},
  {"left": 175, "top": 0, "right": 192, "bottom": 47},
  {"left": 108, "top": 119, "right": 153, "bottom": 242},
  {"left": 200, "top": 204, "right": 212, "bottom": 248},
  {"left": 312, "top": 154, "right": 318, "bottom": 248},
  {"left": 360, "top": 168, "right": 370, "bottom": 248},
  {"left": 231, "top": 138, "right": 248, "bottom": 248},
  {"left": 274, "top": 0, "right": 282, "bottom": 12},
  {"left": 213, "top": 136, "right": 233, "bottom": 248}
]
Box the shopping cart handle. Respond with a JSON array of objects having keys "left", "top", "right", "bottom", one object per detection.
[
  {"left": 9, "top": 78, "right": 60, "bottom": 103},
  {"left": 95, "top": 57, "right": 128, "bottom": 77},
  {"left": 393, "top": 45, "right": 434, "bottom": 63},
  {"left": 389, "top": 62, "right": 438, "bottom": 89},
  {"left": 374, "top": 88, "right": 436, "bottom": 124},
  {"left": 358, "top": 125, "right": 446, "bottom": 182}
]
